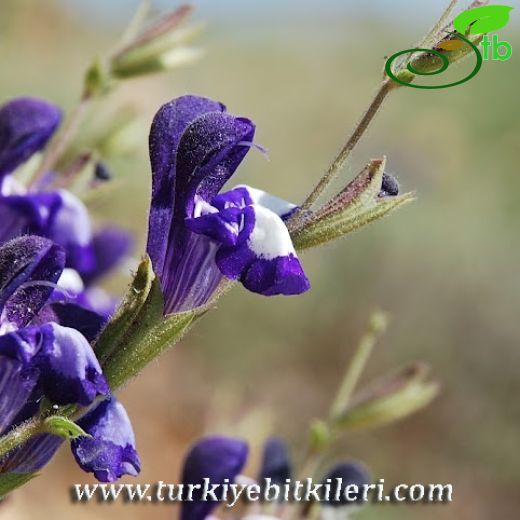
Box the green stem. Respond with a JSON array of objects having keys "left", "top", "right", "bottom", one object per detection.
[
  {"left": 28, "top": 93, "right": 92, "bottom": 188},
  {"left": 288, "top": 79, "right": 396, "bottom": 230},
  {"left": 329, "top": 311, "right": 388, "bottom": 420},
  {"left": 0, "top": 418, "right": 44, "bottom": 459}
]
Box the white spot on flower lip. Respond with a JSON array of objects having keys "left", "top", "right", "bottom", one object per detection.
[
  {"left": 235, "top": 184, "right": 296, "bottom": 217},
  {"left": 247, "top": 205, "right": 295, "bottom": 260}
]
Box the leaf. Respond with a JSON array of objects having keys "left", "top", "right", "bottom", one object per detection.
[
  {"left": 95, "top": 255, "right": 160, "bottom": 364},
  {"left": 453, "top": 5, "right": 513, "bottom": 35},
  {"left": 292, "top": 193, "right": 414, "bottom": 250},
  {"left": 43, "top": 416, "right": 89, "bottom": 440},
  {"left": 0, "top": 472, "right": 38, "bottom": 499}
]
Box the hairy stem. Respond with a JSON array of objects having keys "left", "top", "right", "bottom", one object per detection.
[
  {"left": 288, "top": 79, "right": 396, "bottom": 229},
  {"left": 28, "top": 94, "right": 92, "bottom": 188},
  {"left": 0, "top": 418, "right": 44, "bottom": 459}
]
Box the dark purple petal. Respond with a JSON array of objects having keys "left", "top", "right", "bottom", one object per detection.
[
  {"left": 71, "top": 396, "right": 140, "bottom": 482},
  {"left": 180, "top": 436, "right": 248, "bottom": 520},
  {"left": 0, "top": 236, "right": 65, "bottom": 328},
  {"left": 0, "top": 357, "right": 38, "bottom": 434},
  {"left": 0, "top": 434, "right": 62, "bottom": 474},
  {"left": 36, "top": 323, "right": 108, "bottom": 406},
  {"left": 34, "top": 302, "right": 106, "bottom": 343},
  {"left": 0, "top": 97, "right": 62, "bottom": 179},
  {"left": 81, "top": 227, "right": 133, "bottom": 285},
  {"left": 259, "top": 437, "right": 292, "bottom": 485},
  {"left": 147, "top": 95, "right": 224, "bottom": 280},
  {"left": 146, "top": 96, "right": 255, "bottom": 313},
  {"left": 321, "top": 461, "right": 371, "bottom": 506},
  {"left": 0, "top": 190, "right": 95, "bottom": 273}
]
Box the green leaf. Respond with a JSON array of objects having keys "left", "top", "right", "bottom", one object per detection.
[
  {"left": 43, "top": 416, "right": 89, "bottom": 440},
  {"left": 0, "top": 472, "right": 38, "bottom": 499},
  {"left": 102, "top": 302, "right": 195, "bottom": 390},
  {"left": 292, "top": 157, "right": 414, "bottom": 250},
  {"left": 95, "top": 255, "right": 160, "bottom": 365}
]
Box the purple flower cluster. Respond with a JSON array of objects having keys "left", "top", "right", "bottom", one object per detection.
[
  {"left": 0, "top": 97, "right": 138, "bottom": 482},
  {"left": 0, "top": 93, "right": 315, "bottom": 486},
  {"left": 179, "top": 435, "right": 370, "bottom": 520}
]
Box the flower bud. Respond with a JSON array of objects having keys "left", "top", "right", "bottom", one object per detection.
[{"left": 110, "top": 5, "right": 204, "bottom": 79}]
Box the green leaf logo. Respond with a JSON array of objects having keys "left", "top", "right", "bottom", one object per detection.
[{"left": 453, "top": 5, "right": 513, "bottom": 35}]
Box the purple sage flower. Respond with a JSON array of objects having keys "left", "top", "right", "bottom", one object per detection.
[
  {"left": 258, "top": 436, "right": 292, "bottom": 486},
  {"left": 180, "top": 435, "right": 249, "bottom": 520},
  {"left": 0, "top": 236, "right": 139, "bottom": 481},
  {"left": 146, "top": 95, "right": 310, "bottom": 313},
  {"left": 321, "top": 461, "right": 371, "bottom": 506},
  {"left": 0, "top": 97, "right": 61, "bottom": 182},
  {"left": 71, "top": 396, "right": 141, "bottom": 482}
]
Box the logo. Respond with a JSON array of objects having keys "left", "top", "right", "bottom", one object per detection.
[{"left": 386, "top": 5, "right": 513, "bottom": 89}]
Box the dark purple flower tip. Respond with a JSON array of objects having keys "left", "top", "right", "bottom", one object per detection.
[
  {"left": 81, "top": 227, "right": 133, "bottom": 285},
  {"left": 321, "top": 461, "right": 371, "bottom": 506},
  {"left": 379, "top": 173, "right": 399, "bottom": 197},
  {"left": 0, "top": 97, "right": 62, "bottom": 178},
  {"left": 0, "top": 235, "right": 65, "bottom": 328},
  {"left": 36, "top": 323, "right": 108, "bottom": 406},
  {"left": 71, "top": 396, "right": 140, "bottom": 482},
  {"left": 180, "top": 435, "right": 249, "bottom": 520},
  {"left": 34, "top": 302, "right": 106, "bottom": 343},
  {"left": 259, "top": 437, "right": 292, "bottom": 485},
  {"left": 189, "top": 185, "right": 310, "bottom": 296}
]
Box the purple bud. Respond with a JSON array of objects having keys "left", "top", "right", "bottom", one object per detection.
[
  {"left": 379, "top": 173, "right": 399, "bottom": 197},
  {"left": 259, "top": 437, "right": 292, "bottom": 485},
  {"left": 180, "top": 436, "right": 249, "bottom": 520},
  {"left": 0, "top": 97, "right": 61, "bottom": 178}
]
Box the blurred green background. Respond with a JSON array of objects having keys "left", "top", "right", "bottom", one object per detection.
[{"left": 0, "top": 0, "right": 518, "bottom": 518}]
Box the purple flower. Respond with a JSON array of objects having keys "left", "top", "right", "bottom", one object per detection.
[
  {"left": 146, "top": 95, "right": 309, "bottom": 313},
  {"left": 71, "top": 396, "right": 140, "bottom": 482},
  {"left": 0, "top": 97, "right": 61, "bottom": 182},
  {"left": 0, "top": 236, "right": 139, "bottom": 481},
  {"left": 320, "top": 461, "right": 371, "bottom": 506},
  {"left": 180, "top": 435, "right": 249, "bottom": 520},
  {"left": 258, "top": 437, "right": 292, "bottom": 485},
  {"left": 0, "top": 189, "right": 95, "bottom": 274}
]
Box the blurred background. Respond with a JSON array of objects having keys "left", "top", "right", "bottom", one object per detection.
[{"left": 0, "top": 0, "right": 518, "bottom": 518}]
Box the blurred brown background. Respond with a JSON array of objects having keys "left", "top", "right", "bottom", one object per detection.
[{"left": 0, "top": 0, "right": 518, "bottom": 519}]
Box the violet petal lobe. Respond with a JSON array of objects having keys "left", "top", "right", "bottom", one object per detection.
[
  {"left": 180, "top": 435, "right": 249, "bottom": 520},
  {"left": 0, "top": 190, "right": 95, "bottom": 273},
  {"left": 0, "top": 357, "right": 38, "bottom": 435},
  {"left": 81, "top": 227, "right": 133, "bottom": 285},
  {"left": 259, "top": 437, "right": 292, "bottom": 485},
  {"left": 36, "top": 322, "right": 108, "bottom": 406},
  {"left": 187, "top": 185, "right": 310, "bottom": 296},
  {"left": 321, "top": 461, "right": 371, "bottom": 506},
  {"left": 0, "top": 97, "right": 62, "bottom": 179},
  {"left": 0, "top": 236, "right": 65, "bottom": 328},
  {"left": 147, "top": 95, "right": 224, "bottom": 280},
  {"left": 71, "top": 396, "right": 140, "bottom": 482},
  {"left": 0, "top": 433, "right": 62, "bottom": 474}
]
